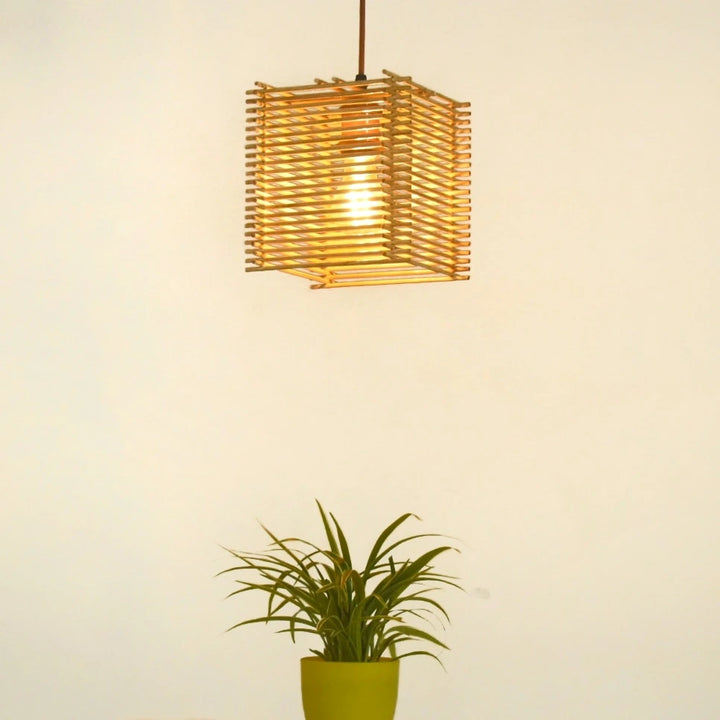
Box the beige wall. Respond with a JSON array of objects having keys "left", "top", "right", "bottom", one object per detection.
[{"left": 2, "top": 1, "right": 719, "bottom": 718}]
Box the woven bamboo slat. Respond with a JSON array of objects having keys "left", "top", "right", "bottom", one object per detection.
[{"left": 245, "top": 69, "right": 470, "bottom": 288}]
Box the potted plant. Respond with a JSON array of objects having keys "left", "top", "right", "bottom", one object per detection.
[{"left": 218, "top": 500, "right": 461, "bottom": 720}]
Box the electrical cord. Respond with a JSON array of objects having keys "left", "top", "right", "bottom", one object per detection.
[{"left": 356, "top": 0, "right": 367, "bottom": 80}]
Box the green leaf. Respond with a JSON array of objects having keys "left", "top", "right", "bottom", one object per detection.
[
  {"left": 219, "top": 502, "right": 462, "bottom": 664},
  {"left": 363, "top": 513, "right": 417, "bottom": 577}
]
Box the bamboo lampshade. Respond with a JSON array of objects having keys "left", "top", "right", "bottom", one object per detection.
[{"left": 245, "top": 70, "right": 471, "bottom": 289}]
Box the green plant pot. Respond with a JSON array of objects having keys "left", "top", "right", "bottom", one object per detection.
[{"left": 301, "top": 657, "right": 400, "bottom": 720}]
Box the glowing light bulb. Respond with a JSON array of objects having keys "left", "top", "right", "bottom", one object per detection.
[
  {"left": 346, "top": 174, "right": 374, "bottom": 225},
  {"left": 344, "top": 158, "right": 380, "bottom": 228}
]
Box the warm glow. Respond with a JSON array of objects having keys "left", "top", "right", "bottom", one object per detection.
[
  {"left": 245, "top": 70, "right": 470, "bottom": 288},
  {"left": 345, "top": 170, "right": 379, "bottom": 227}
]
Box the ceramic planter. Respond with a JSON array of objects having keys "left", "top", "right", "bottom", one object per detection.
[{"left": 300, "top": 656, "right": 400, "bottom": 720}]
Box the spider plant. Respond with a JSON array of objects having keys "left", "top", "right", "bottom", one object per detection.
[{"left": 219, "top": 500, "right": 461, "bottom": 663}]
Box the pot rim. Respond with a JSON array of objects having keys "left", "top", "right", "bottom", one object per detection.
[{"left": 301, "top": 656, "right": 399, "bottom": 664}]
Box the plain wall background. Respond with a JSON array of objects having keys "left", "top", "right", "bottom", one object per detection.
[{"left": 2, "top": 1, "right": 719, "bottom": 718}]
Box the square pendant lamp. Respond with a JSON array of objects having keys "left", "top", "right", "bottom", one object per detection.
[{"left": 245, "top": 1, "right": 471, "bottom": 289}]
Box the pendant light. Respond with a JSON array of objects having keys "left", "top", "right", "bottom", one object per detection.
[{"left": 245, "top": 0, "right": 471, "bottom": 289}]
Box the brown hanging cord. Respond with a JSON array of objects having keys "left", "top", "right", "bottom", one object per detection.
[{"left": 357, "top": 0, "right": 367, "bottom": 80}]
